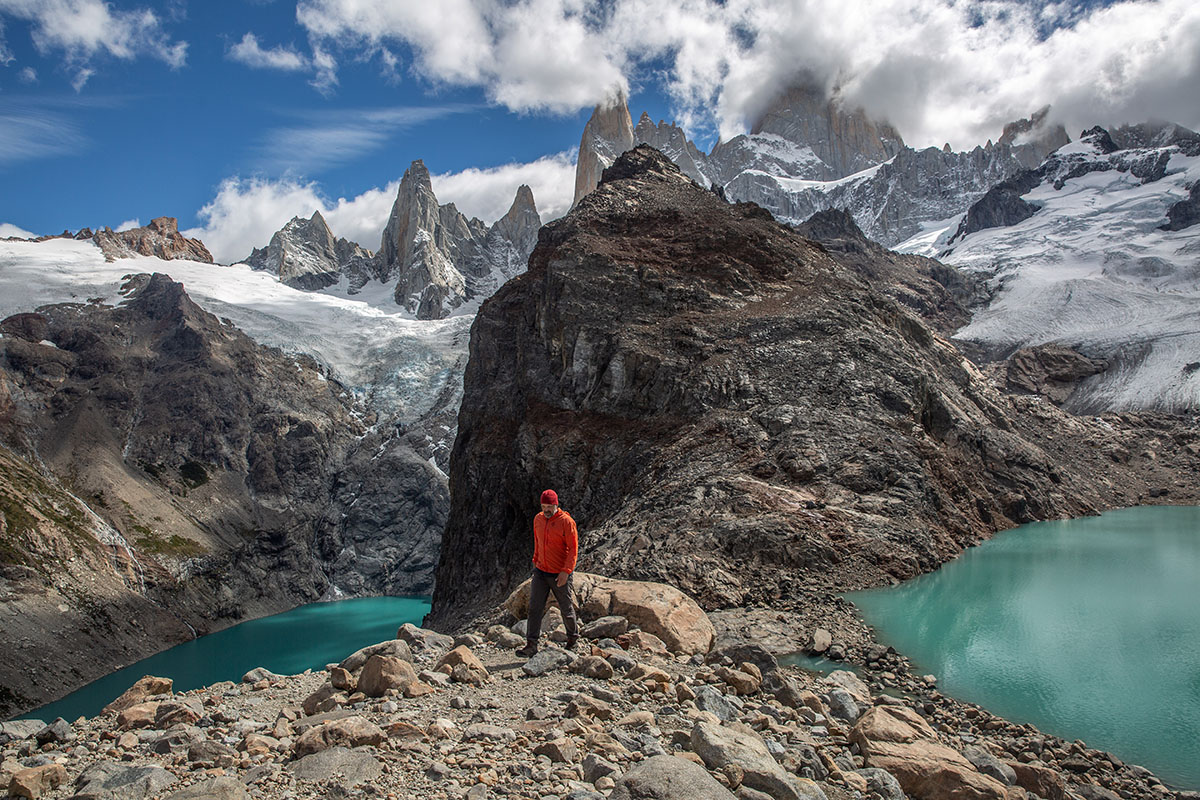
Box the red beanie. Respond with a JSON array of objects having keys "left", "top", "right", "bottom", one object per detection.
[{"left": 540, "top": 489, "right": 558, "bottom": 505}]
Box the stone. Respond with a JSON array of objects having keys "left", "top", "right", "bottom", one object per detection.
[
  {"left": 338, "top": 639, "right": 414, "bottom": 673},
  {"left": 8, "top": 764, "right": 66, "bottom": 799},
  {"left": 964, "top": 746, "right": 1017, "bottom": 785},
  {"left": 188, "top": 740, "right": 238, "bottom": 767},
  {"left": 239, "top": 733, "right": 279, "bottom": 756},
  {"left": 436, "top": 645, "right": 490, "bottom": 684},
  {"left": 358, "top": 654, "right": 418, "bottom": 697},
  {"left": 853, "top": 768, "right": 906, "bottom": 800},
  {"left": 504, "top": 573, "right": 714, "bottom": 654},
  {"left": 116, "top": 702, "right": 160, "bottom": 730},
  {"left": 691, "top": 722, "right": 819, "bottom": 800},
  {"left": 608, "top": 753, "right": 737, "bottom": 800},
  {"left": 694, "top": 686, "right": 737, "bottom": 722},
  {"left": 1005, "top": 761, "right": 1068, "bottom": 800},
  {"left": 570, "top": 655, "right": 616, "bottom": 679},
  {"left": 824, "top": 670, "right": 871, "bottom": 704},
  {"left": 154, "top": 700, "right": 202, "bottom": 728},
  {"left": 618, "top": 711, "right": 655, "bottom": 728},
  {"left": 463, "top": 723, "right": 517, "bottom": 743},
  {"left": 628, "top": 630, "right": 670, "bottom": 655},
  {"left": 301, "top": 682, "right": 344, "bottom": 715},
  {"left": 161, "top": 777, "right": 251, "bottom": 800},
  {"left": 241, "top": 667, "right": 281, "bottom": 684},
  {"left": 824, "top": 688, "right": 861, "bottom": 723},
  {"left": 71, "top": 762, "right": 176, "bottom": 800},
  {"left": 582, "top": 616, "right": 630, "bottom": 639},
  {"left": 582, "top": 754, "right": 622, "bottom": 783},
  {"left": 809, "top": 629, "right": 832, "bottom": 654},
  {"left": 522, "top": 647, "right": 577, "bottom": 677},
  {"left": 851, "top": 707, "right": 1009, "bottom": 800},
  {"left": 293, "top": 716, "right": 386, "bottom": 756},
  {"left": 716, "top": 666, "right": 761, "bottom": 695},
  {"left": 290, "top": 746, "right": 382, "bottom": 786},
  {"left": 34, "top": 718, "right": 74, "bottom": 745},
  {"left": 153, "top": 726, "right": 206, "bottom": 754},
  {"left": 567, "top": 694, "right": 615, "bottom": 721},
  {"left": 329, "top": 667, "right": 355, "bottom": 691},
  {"left": 105, "top": 676, "right": 172, "bottom": 719},
  {"left": 534, "top": 737, "right": 578, "bottom": 763},
  {"left": 629, "top": 663, "right": 672, "bottom": 683},
  {"left": 0, "top": 721, "right": 44, "bottom": 740}
]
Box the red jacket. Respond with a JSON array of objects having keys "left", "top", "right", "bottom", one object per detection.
[{"left": 532, "top": 510, "right": 578, "bottom": 574}]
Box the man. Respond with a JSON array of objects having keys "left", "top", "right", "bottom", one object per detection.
[{"left": 516, "top": 489, "right": 579, "bottom": 657}]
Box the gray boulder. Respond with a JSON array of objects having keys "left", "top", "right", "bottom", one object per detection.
[
  {"left": 609, "top": 754, "right": 737, "bottom": 800},
  {"left": 690, "top": 722, "right": 827, "bottom": 800},
  {"left": 522, "top": 647, "right": 576, "bottom": 677},
  {"left": 823, "top": 688, "right": 861, "bottom": 723},
  {"left": 72, "top": 762, "right": 178, "bottom": 800},
  {"left": 854, "top": 768, "right": 905, "bottom": 800},
  {"left": 963, "top": 745, "right": 1017, "bottom": 786},
  {"left": 694, "top": 686, "right": 737, "bottom": 722},
  {"left": 582, "top": 615, "right": 629, "bottom": 638},
  {"left": 290, "top": 746, "right": 382, "bottom": 786},
  {"left": 162, "top": 777, "right": 251, "bottom": 800}
]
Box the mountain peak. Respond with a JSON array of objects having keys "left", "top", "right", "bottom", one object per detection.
[
  {"left": 573, "top": 91, "right": 635, "bottom": 206},
  {"left": 599, "top": 144, "right": 686, "bottom": 187}
]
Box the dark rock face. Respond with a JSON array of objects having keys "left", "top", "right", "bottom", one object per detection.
[
  {"left": 951, "top": 170, "right": 1043, "bottom": 240},
  {"left": 1161, "top": 181, "right": 1200, "bottom": 231},
  {"left": 430, "top": 145, "right": 1200, "bottom": 628},
  {"left": 794, "top": 209, "right": 974, "bottom": 334},
  {"left": 1005, "top": 345, "right": 1109, "bottom": 406},
  {"left": 0, "top": 275, "right": 444, "bottom": 716}
]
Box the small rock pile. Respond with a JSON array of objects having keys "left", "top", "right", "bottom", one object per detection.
[{"left": 0, "top": 599, "right": 1191, "bottom": 800}]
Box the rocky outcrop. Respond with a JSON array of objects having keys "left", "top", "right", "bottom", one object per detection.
[
  {"left": 1161, "top": 181, "right": 1200, "bottom": 231},
  {"left": 83, "top": 218, "right": 214, "bottom": 263},
  {"left": 950, "top": 169, "right": 1044, "bottom": 241},
  {"left": 0, "top": 274, "right": 445, "bottom": 717},
  {"left": 1005, "top": 345, "right": 1109, "bottom": 405},
  {"left": 244, "top": 211, "right": 371, "bottom": 290},
  {"left": 574, "top": 92, "right": 635, "bottom": 206},
  {"left": 373, "top": 162, "right": 542, "bottom": 318},
  {"left": 430, "top": 145, "right": 1200, "bottom": 628}
]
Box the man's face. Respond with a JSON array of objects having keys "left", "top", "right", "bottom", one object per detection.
[{"left": 541, "top": 503, "right": 558, "bottom": 517}]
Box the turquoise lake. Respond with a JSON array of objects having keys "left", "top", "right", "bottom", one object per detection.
[
  {"left": 20, "top": 596, "right": 430, "bottom": 724},
  {"left": 848, "top": 506, "right": 1200, "bottom": 791}
]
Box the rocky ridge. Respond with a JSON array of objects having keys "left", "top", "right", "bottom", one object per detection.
[
  {"left": 0, "top": 275, "right": 445, "bottom": 717},
  {"left": 432, "top": 145, "right": 1200, "bottom": 630},
  {"left": 1, "top": 594, "right": 1192, "bottom": 800},
  {"left": 574, "top": 87, "right": 1069, "bottom": 247},
  {"left": 244, "top": 211, "right": 373, "bottom": 291},
  {"left": 18, "top": 219, "right": 213, "bottom": 264}
]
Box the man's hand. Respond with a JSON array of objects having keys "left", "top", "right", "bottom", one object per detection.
[{"left": 556, "top": 571, "right": 569, "bottom": 587}]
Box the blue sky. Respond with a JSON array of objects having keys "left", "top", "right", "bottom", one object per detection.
[{"left": 2, "top": 0, "right": 1197, "bottom": 263}]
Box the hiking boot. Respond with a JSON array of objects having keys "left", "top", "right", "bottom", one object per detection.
[
  {"left": 516, "top": 643, "right": 538, "bottom": 658},
  {"left": 565, "top": 636, "right": 578, "bottom": 651}
]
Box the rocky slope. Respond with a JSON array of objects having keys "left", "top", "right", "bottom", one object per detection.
[
  {"left": 244, "top": 211, "right": 372, "bottom": 291},
  {"left": 575, "top": 88, "right": 1068, "bottom": 247},
  {"left": 0, "top": 275, "right": 445, "bottom": 717},
  {"left": 932, "top": 123, "right": 1200, "bottom": 411},
  {"left": 1, "top": 607, "right": 1191, "bottom": 800},
  {"left": 24, "top": 218, "right": 214, "bottom": 264},
  {"left": 430, "top": 146, "right": 1200, "bottom": 630}
]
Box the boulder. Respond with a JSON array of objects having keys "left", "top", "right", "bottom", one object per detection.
[
  {"left": 609, "top": 754, "right": 737, "bottom": 800},
  {"left": 505, "top": 573, "right": 714, "bottom": 654},
  {"left": 716, "top": 666, "right": 761, "bottom": 695},
  {"left": 851, "top": 706, "right": 1010, "bottom": 800},
  {"left": 582, "top": 615, "right": 630, "bottom": 639},
  {"left": 691, "top": 722, "right": 822, "bottom": 800},
  {"left": 823, "top": 670, "right": 871, "bottom": 704},
  {"left": 964, "top": 746, "right": 1017, "bottom": 786},
  {"left": 290, "top": 746, "right": 382, "bottom": 786},
  {"left": 435, "top": 645, "right": 490, "bottom": 684},
  {"left": 570, "top": 655, "right": 616, "bottom": 679},
  {"left": 71, "top": 762, "right": 178, "bottom": 800},
  {"left": 187, "top": 740, "right": 238, "bottom": 768},
  {"left": 568, "top": 694, "right": 615, "bottom": 721},
  {"left": 154, "top": 700, "right": 202, "bottom": 727},
  {"left": 162, "top": 777, "right": 251, "bottom": 800},
  {"left": 396, "top": 622, "right": 455, "bottom": 652},
  {"left": 301, "top": 682, "right": 345, "bottom": 715},
  {"left": 117, "top": 701, "right": 161, "bottom": 730},
  {"left": 522, "top": 647, "right": 577, "bottom": 677},
  {"left": 809, "top": 629, "right": 832, "bottom": 654},
  {"left": 463, "top": 723, "right": 517, "bottom": 743},
  {"left": 694, "top": 686, "right": 737, "bottom": 722},
  {"left": 293, "top": 716, "right": 386, "bottom": 756},
  {"left": 534, "top": 737, "right": 578, "bottom": 763},
  {"left": 1005, "top": 761, "right": 1068, "bottom": 800},
  {"left": 8, "top": 764, "right": 67, "bottom": 799},
  {"left": 241, "top": 667, "right": 282, "bottom": 684},
  {"left": 338, "top": 639, "right": 414, "bottom": 673},
  {"left": 628, "top": 631, "right": 670, "bottom": 655},
  {"left": 102, "top": 675, "right": 173, "bottom": 715},
  {"left": 358, "top": 655, "right": 418, "bottom": 697},
  {"left": 34, "top": 718, "right": 74, "bottom": 745}
]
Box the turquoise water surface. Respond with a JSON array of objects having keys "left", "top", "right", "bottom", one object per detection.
[
  {"left": 848, "top": 506, "right": 1200, "bottom": 790},
  {"left": 21, "top": 596, "right": 430, "bottom": 723}
]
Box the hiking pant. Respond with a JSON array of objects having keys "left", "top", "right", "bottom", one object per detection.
[{"left": 527, "top": 568, "right": 577, "bottom": 646}]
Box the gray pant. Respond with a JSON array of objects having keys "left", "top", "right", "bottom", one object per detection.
[{"left": 527, "top": 568, "right": 578, "bottom": 646}]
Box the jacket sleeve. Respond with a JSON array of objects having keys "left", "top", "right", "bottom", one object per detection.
[{"left": 563, "top": 515, "right": 578, "bottom": 573}]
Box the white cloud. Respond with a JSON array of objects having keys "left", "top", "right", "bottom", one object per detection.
[
  {"left": 0, "top": 105, "right": 86, "bottom": 163},
  {"left": 227, "top": 33, "right": 309, "bottom": 71},
  {"left": 256, "top": 105, "right": 473, "bottom": 173},
  {"left": 18, "top": 65, "right": 36, "bottom": 82},
  {"left": 0, "top": 222, "right": 37, "bottom": 238},
  {"left": 187, "top": 152, "right": 574, "bottom": 265},
  {"left": 431, "top": 151, "right": 576, "bottom": 224},
  {"left": 115, "top": 218, "right": 140, "bottom": 231},
  {"left": 0, "top": 0, "right": 187, "bottom": 90},
  {"left": 291, "top": 0, "right": 1200, "bottom": 150}
]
